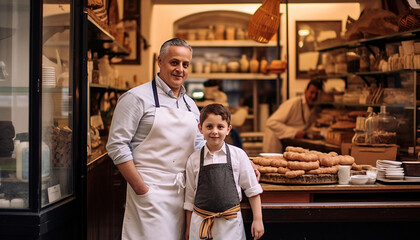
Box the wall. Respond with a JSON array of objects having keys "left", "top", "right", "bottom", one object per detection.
[
  {"left": 283, "top": 3, "right": 360, "bottom": 98},
  {"left": 116, "top": 2, "right": 360, "bottom": 102},
  {"left": 113, "top": 0, "right": 153, "bottom": 86},
  {"left": 149, "top": 4, "right": 262, "bottom": 82}
]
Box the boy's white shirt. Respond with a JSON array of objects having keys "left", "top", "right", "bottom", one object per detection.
[{"left": 184, "top": 143, "right": 263, "bottom": 211}]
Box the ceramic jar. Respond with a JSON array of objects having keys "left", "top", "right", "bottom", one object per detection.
[
  {"left": 215, "top": 24, "right": 225, "bottom": 40},
  {"left": 240, "top": 54, "right": 249, "bottom": 73},
  {"left": 211, "top": 62, "right": 219, "bottom": 73},
  {"left": 226, "top": 27, "right": 235, "bottom": 40},
  {"left": 236, "top": 28, "right": 245, "bottom": 40},
  {"left": 195, "top": 61, "right": 203, "bottom": 73},
  {"left": 260, "top": 57, "right": 268, "bottom": 73},
  {"left": 250, "top": 56, "right": 259, "bottom": 73},
  {"left": 227, "top": 61, "right": 239, "bottom": 73}
]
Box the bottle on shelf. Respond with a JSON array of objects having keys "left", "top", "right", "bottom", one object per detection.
[
  {"left": 352, "top": 115, "right": 367, "bottom": 144},
  {"left": 240, "top": 54, "right": 249, "bottom": 73},
  {"left": 92, "top": 52, "right": 100, "bottom": 84},
  {"left": 250, "top": 49, "right": 259, "bottom": 73},
  {"left": 260, "top": 57, "right": 268, "bottom": 74},
  {"left": 87, "top": 50, "right": 93, "bottom": 84}
]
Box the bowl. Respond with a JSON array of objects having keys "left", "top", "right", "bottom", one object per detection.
[
  {"left": 366, "top": 176, "right": 376, "bottom": 184},
  {"left": 350, "top": 175, "right": 369, "bottom": 185}
]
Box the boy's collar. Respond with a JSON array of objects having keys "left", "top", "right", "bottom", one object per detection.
[{"left": 204, "top": 143, "right": 227, "bottom": 157}]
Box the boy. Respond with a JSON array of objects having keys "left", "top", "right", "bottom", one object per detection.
[{"left": 184, "top": 103, "right": 264, "bottom": 240}]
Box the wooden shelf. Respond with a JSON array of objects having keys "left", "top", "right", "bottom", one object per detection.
[
  {"left": 87, "top": 15, "right": 129, "bottom": 56},
  {"left": 316, "top": 28, "right": 420, "bottom": 52},
  {"left": 90, "top": 83, "right": 128, "bottom": 91},
  {"left": 188, "top": 40, "right": 278, "bottom": 47},
  {"left": 189, "top": 73, "right": 278, "bottom": 80}
]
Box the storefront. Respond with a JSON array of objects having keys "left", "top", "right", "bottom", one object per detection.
[{"left": 0, "top": 0, "right": 419, "bottom": 239}]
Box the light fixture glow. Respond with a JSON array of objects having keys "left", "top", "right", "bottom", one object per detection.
[{"left": 298, "top": 29, "right": 310, "bottom": 37}]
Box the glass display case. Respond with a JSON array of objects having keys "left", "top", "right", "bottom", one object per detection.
[{"left": 0, "top": 1, "right": 85, "bottom": 239}]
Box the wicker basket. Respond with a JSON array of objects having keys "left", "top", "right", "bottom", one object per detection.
[
  {"left": 399, "top": 8, "right": 420, "bottom": 32},
  {"left": 248, "top": 0, "right": 281, "bottom": 43}
]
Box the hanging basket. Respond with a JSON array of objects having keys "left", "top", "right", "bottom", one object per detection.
[{"left": 248, "top": 0, "right": 281, "bottom": 43}]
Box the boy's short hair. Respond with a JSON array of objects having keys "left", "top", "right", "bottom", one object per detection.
[{"left": 200, "top": 104, "right": 231, "bottom": 126}]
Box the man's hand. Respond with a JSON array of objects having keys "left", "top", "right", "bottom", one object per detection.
[{"left": 250, "top": 161, "right": 261, "bottom": 181}]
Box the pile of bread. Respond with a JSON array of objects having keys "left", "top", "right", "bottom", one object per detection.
[{"left": 253, "top": 146, "right": 361, "bottom": 179}]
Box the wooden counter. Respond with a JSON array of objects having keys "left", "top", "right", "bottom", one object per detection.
[{"left": 241, "top": 182, "right": 420, "bottom": 223}]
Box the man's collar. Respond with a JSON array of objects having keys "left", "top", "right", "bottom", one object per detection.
[
  {"left": 301, "top": 94, "right": 308, "bottom": 105},
  {"left": 155, "top": 73, "right": 186, "bottom": 97}
]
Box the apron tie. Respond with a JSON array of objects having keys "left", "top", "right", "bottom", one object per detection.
[
  {"left": 193, "top": 204, "right": 240, "bottom": 239},
  {"left": 174, "top": 172, "right": 186, "bottom": 194}
]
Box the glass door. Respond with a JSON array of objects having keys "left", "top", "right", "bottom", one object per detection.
[
  {"left": 0, "top": 0, "right": 31, "bottom": 209},
  {"left": 42, "top": 2, "right": 73, "bottom": 207}
]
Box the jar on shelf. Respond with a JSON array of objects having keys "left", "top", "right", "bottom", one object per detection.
[
  {"left": 215, "top": 24, "right": 225, "bottom": 40},
  {"left": 365, "top": 106, "right": 398, "bottom": 144},
  {"left": 352, "top": 129, "right": 366, "bottom": 144},
  {"left": 226, "top": 27, "right": 235, "bottom": 40},
  {"left": 240, "top": 54, "right": 249, "bottom": 73},
  {"left": 236, "top": 28, "right": 245, "bottom": 40},
  {"left": 352, "top": 116, "right": 367, "bottom": 144},
  {"left": 260, "top": 57, "right": 268, "bottom": 73}
]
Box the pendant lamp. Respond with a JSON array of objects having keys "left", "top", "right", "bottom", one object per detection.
[{"left": 248, "top": 0, "right": 281, "bottom": 43}]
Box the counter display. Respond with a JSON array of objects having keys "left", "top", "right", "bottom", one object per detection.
[{"left": 241, "top": 182, "right": 420, "bottom": 238}]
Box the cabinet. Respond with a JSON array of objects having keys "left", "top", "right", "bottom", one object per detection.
[
  {"left": 313, "top": 28, "right": 420, "bottom": 155},
  {"left": 0, "top": 1, "right": 85, "bottom": 239},
  {"left": 173, "top": 11, "right": 282, "bottom": 155},
  {"left": 87, "top": 145, "right": 126, "bottom": 240}
]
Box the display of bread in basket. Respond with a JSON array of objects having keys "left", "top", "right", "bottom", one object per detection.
[{"left": 253, "top": 146, "right": 363, "bottom": 184}]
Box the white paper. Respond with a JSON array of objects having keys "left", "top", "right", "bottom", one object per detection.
[{"left": 48, "top": 184, "right": 61, "bottom": 203}]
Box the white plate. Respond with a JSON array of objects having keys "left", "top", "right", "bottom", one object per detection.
[
  {"left": 259, "top": 153, "right": 283, "bottom": 157},
  {"left": 386, "top": 168, "right": 404, "bottom": 172},
  {"left": 377, "top": 160, "right": 402, "bottom": 166},
  {"left": 386, "top": 174, "right": 404, "bottom": 177}
]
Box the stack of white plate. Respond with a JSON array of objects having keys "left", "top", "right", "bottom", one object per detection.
[
  {"left": 42, "top": 66, "right": 56, "bottom": 88},
  {"left": 376, "top": 160, "right": 404, "bottom": 180}
]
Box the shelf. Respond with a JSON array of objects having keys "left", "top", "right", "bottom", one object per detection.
[
  {"left": 87, "top": 15, "right": 130, "bottom": 56},
  {"left": 189, "top": 73, "right": 278, "bottom": 80},
  {"left": 188, "top": 40, "right": 278, "bottom": 47},
  {"left": 355, "top": 69, "right": 420, "bottom": 76},
  {"left": 316, "top": 102, "right": 415, "bottom": 109},
  {"left": 0, "top": 87, "right": 29, "bottom": 93},
  {"left": 316, "top": 28, "right": 420, "bottom": 52},
  {"left": 313, "top": 69, "right": 420, "bottom": 80},
  {"left": 90, "top": 83, "right": 128, "bottom": 91},
  {"left": 313, "top": 74, "right": 348, "bottom": 80}
]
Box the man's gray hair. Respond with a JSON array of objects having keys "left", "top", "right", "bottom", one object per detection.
[{"left": 159, "top": 38, "right": 193, "bottom": 60}]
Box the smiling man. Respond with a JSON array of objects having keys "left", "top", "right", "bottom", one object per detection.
[
  {"left": 262, "top": 79, "right": 323, "bottom": 153},
  {"left": 106, "top": 38, "right": 205, "bottom": 240}
]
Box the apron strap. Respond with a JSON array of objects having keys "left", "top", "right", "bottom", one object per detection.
[
  {"left": 153, "top": 78, "right": 192, "bottom": 112},
  {"left": 183, "top": 96, "right": 192, "bottom": 112},
  {"left": 193, "top": 204, "right": 240, "bottom": 239},
  {"left": 152, "top": 79, "right": 160, "bottom": 108}
]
